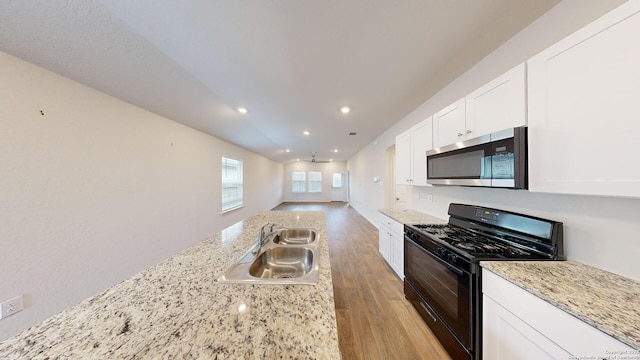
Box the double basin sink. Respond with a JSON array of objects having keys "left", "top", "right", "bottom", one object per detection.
[{"left": 215, "top": 228, "right": 319, "bottom": 285}]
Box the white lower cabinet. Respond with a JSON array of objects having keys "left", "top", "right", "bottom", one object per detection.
[
  {"left": 378, "top": 214, "right": 404, "bottom": 278},
  {"left": 483, "top": 296, "right": 570, "bottom": 359},
  {"left": 482, "top": 269, "right": 634, "bottom": 359},
  {"left": 378, "top": 223, "right": 391, "bottom": 264}
]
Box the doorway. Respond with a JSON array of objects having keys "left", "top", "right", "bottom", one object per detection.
[
  {"left": 331, "top": 172, "right": 345, "bottom": 202},
  {"left": 385, "top": 145, "right": 408, "bottom": 210}
]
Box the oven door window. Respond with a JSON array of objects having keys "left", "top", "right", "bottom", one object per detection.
[{"left": 405, "top": 239, "right": 471, "bottom": 348}]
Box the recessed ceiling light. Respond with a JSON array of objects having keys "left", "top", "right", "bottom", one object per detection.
[
  {"left": 237, "top": 107, "right": 248, "bottom": 114},
  {"left": 303, "top": 131, "right": 310, "bottom": 136},
  {"left": 296, "top": 158, "right": 300, "bottom": 161},
  {"left": 333, "top": 149, "right": 339, "bottom": 153},
  {"left": 285, "top": 149, "right": 290, "bottom": 153},
  {"left": 330, "top": 159, "right": 333, "bottom": 162},
  {"left": 340, "top": 106, "right": 350, "bottom": 114}
]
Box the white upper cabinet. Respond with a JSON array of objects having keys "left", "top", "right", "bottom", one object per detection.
[
  {"left": 410, "top": 118, "right": 433, "bottom": 186},
  {"left": 433, "top": 63, "right": 526, "bottom": 149},
  {"left": 396, "top": 117, "right": 433, "bottom": 186},
  {"left": 395, "top": 130, "right": 412, "bottom": 185},
  {"left": 466, "top": 63, "right": 526, "bottom": 137},
  {"left": 527, "top": 1, "right": 640, "bottom": 198},
  {"left": 433, "top": 98, "right": 466, "bottom": 148}
]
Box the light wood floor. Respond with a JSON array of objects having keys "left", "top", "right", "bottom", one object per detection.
[{"left": 274, "top": 202, "right": 451, "bottom": 360}]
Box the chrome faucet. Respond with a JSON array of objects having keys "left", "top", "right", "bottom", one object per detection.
[{"left": 257, "top": 222, "right": 276, "bottom": 250}]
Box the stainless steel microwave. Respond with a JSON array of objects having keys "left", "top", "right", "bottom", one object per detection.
[{"left": 426, "top": 127, "right": 527, "bottom": 189}]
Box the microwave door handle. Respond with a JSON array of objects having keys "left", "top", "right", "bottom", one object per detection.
[{"left": 407, "top": 238, "right": 464, "bottom": 276}]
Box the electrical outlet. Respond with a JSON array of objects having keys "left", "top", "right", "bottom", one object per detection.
[{"left": 0, "top": 295, "right": 24, "bottom": 319}]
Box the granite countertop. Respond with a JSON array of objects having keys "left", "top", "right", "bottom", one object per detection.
[
  {"left": 0, "top": 211, "right": 340, "bottom": 359},
  {"left": 378, "top": 208, "right": 447, "bottom": 225},
  {"left": 481, "top": 261, "right": 640, "bottom": 350}
]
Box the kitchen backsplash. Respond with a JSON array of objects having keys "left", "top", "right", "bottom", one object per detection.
[{"left": 409, "top": 185, "right": 640, "bottom": 282}]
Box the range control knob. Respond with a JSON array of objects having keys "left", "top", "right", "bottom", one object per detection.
[
  {"left": 411, "top": 233, "right": 420, "bottom": 241},
  {"left": 447, "top": 253, "right": 459, "bottom": 264},
  {"left": 437, "top": 247, "right": 447, "bottom": 257}
]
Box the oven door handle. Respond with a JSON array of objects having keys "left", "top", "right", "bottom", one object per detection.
[{"left": 406, "top": 238, "right": 464, "bottom": 276}]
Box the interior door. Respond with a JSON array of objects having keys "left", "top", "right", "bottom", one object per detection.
[
  {"left": 394, "top": 185, "right": 408, "bottom": 210},
  {"left": 331, "top": 173, "right": 345, "bottom": 201}
]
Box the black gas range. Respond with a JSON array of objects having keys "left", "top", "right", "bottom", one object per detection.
[{"left": 403, "top": 203, "right": 564, "bottom": 360}]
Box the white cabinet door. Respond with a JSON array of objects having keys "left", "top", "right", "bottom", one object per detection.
[
  {"left": 395, "top": 130, "right": 412, "bottom": 185},
  {"left": 379, "top": 214, "right": 404, "bottom": 279},
  {"left": 483, "top": 295, "right": 570, "bottom": 360},
  {"left": 527, "top": 1, "right": 640, "bottom": 198},
  {"left": 466, "top": 63, "right": 526, "bottom": 138},
  {"left": 410, "top": 117, "right": 433, "bottom": 186},
  {"left": 396, "top": 118, "right": 433, "bottom": 186},
  {"left": 483, "top": 269, "right": 634, "bottom": 358},
  {"left": 390, "top": 231, "right": 404, "bottom": 278},
  {"left": 433, "top": 98, "right": 466, "bottom": 148},
  {"left": 378, "top": 223, "right": 391, "bottom": 263}
]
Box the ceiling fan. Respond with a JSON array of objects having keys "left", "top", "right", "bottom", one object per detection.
[{"left": 304, "top": 152, "right": 331, "bottom": 163}]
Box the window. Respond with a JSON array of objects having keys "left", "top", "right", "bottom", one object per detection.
[
  {"left": 332, "top": 173, "right": 343, "bottom": 188},
  {"left": 308, "top": 171, "right": 322, "bottom": 193},
  {"left": 222, "top": 157, "right": 243, "bottom": 212},
  {"left": 292, "top": 171, "right": 306, "bottom": 193}
]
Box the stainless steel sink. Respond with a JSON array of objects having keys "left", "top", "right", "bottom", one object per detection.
[
  {"left": 215, "top": 227, "right": 320, "bottom": 285},
  {"left": 249, "top": 247, "right": 313, "bottom": 279},
  {"left": 272, "top": 228, "right": 317, "bottom": 245}
]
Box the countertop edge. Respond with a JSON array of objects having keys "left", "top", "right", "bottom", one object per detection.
[
  {"left": 378, "top": 208, "right": 447, "bottom": 225},
  {"left": 481, "top": 260, "right": 640, "bottom": 350}
]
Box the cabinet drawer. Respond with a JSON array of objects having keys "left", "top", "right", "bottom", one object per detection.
[{"left": 389, "top": 218, "right": 404, "bottom": 236}]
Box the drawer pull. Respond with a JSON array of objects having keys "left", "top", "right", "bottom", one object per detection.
[{"left": 420, "top": 301, "right": 437, "bottom": 323}]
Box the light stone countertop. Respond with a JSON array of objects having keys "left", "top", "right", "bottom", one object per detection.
[
  {"left": 378, "top": 208, "right": 447, "bottom": 225},
  {"left": 481, "top": 261, "right": 640, "bottom": 350},
  {"left": 0, "top": 210, "right": 340, "bottom": 359}
]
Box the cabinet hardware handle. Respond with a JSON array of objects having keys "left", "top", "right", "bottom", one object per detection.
[
  {"left": 420, "top": 301, "right": 437, "bottom": 322},
  {"left": 466, "top": 129, "right": 472, "bottom": 134},
  {"left": 457, "top": 133, "right": 463, "bottom": 137}
]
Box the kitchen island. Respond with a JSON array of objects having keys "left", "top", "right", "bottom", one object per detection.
[{"left": 0, "top": 211, "right": 340, "bottom": 359}]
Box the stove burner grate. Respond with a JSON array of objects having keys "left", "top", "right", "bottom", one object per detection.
[{"left": 412, "top": 224, "right": 531, "bottom": 257}]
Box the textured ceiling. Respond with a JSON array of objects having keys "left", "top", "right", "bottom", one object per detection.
[{"left": 0, "top": 0, "right": 560, "bottom": 163}]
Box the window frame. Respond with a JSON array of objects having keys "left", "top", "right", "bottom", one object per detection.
[
  {"left": 308, "top": 171, "right": 322, "bottom": 193},
  {"left": 332, "top": 173, "right": 343, "bottom": 188},
  {"left": 221, "top": 156, "right": 243, "bottom": 213},
  {"left": 292, "top": 171, "right": 306, "bottom": 193}
]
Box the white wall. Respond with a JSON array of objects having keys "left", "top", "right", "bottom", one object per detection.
[
  {"left": 0, "top": 51, "right": 283, "bottom": 340},
  {"left": 348, "top": 0, "right": 640, "bottom": 281},
  {"left": 283, "top": 161, "right": 347, "bottom": 202}
]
